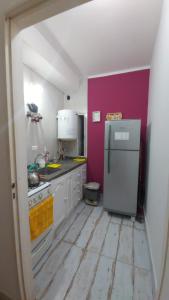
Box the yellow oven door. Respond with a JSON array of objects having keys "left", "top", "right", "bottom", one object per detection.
[{"left": 29, "top": 195, "right": 54, "bottom": 241}]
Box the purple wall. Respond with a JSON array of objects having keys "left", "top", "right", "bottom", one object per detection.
[{"left": 87, "top": 69, "right": 150, "bottom": 190}]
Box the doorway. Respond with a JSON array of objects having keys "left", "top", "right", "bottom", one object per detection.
[{"left": 7, "top": 1, "right": 91, "bottom": 299}]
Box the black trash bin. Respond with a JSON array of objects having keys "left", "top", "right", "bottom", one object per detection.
[{"left": 84, "top": 182, "right": 100, "bottom": 206}]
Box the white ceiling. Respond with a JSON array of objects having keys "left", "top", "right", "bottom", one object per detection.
[
  {"left": 22, "top": 26, "right": 81, "bottom": 93},
  {"left": 42, "top": 0, "right": 162, "bottom": 77}
]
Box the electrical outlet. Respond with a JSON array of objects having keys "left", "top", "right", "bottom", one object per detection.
[{"left": 32, "top": 145, "right": 38, "bottom": 151}]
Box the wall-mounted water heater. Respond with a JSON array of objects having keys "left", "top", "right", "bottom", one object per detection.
[{"left": 57, "top": 109, "right": 78, "bottom": 140}]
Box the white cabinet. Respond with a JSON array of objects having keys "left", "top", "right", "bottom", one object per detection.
[
  {"left": 51, "top": 176, "right": 66, "bottom": 230},
  {"left": 70, "top": 168, "right": 82, "bottom": 208},
  {"left": 51, "top": 163, "right": 87, "bottom": 232},
  {"left": 81, "top": 164, "right": 87, "bottom": 185},
  {"left": 64, "top": 174, "right": 71, "bottom": 216}
]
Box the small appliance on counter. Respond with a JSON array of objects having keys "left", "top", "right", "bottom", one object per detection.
[
  {"left": 28, "top": 181, "right": 50, "bottom": 197},
  {"left": 28, "top": 171, "right": 40, "bottom": 188}
]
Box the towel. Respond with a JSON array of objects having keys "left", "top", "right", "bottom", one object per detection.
[{"left": 29, "top": 195, "right": 54, "bottom": 241}]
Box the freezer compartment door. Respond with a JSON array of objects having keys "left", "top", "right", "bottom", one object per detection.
[
  {"left": 105, "top": 120, "right": 141, "bottom": 150},
  {"left": 103, "top": 150, "right": 139, "bottom": 216}
]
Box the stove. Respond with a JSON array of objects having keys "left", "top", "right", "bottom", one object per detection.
[
  {"left": 28, "top": 181, "right": 51, "bottom": 197},
  {"left": 28, "top": 181, "right": 51, "bottom": 209}
]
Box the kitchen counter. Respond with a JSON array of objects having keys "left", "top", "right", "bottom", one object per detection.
[{"left": 39, "top": 158, "right": 86, "bottom": 181}]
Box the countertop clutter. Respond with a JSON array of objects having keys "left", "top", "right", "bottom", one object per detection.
[{"left": 36, "top": 157, "right": 87, "bottom": 182}]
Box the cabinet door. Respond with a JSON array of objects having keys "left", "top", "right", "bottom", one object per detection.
[
  {"left": 81, "top": 164, "right": 87, "bottom": 185},
  {"left": 64, "top": 174, "right": 71, "bottom": 216},
  {"left": 71, "top": 169, "right": 81, "bottom": 207},
  {"left": 81, "top": 164, "right": 87, "bottom": 199},
  {"left": 53, "top": 177, "right": 66, "bottom": 230}
]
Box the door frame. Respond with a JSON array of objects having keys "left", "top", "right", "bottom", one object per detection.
[
  {"left": 6, "top": 1, "right": 169, "bottom": 299},
  {"left": 5, "top": 1, "right": 91, "bottom": 299}
]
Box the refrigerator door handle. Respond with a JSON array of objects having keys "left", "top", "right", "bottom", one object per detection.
[
  {"left": 108, "top": 124, "right": 111, "bottom": 149},
  {"left": 108, "top": 149, "right": 111, "bottom": 174},
  {"left": 107, "top": 125, "right": 111, "bottom": 174}
]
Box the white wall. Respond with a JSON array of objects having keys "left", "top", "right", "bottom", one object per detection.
[
  {"left": 24, "top": 65, "right": 64, "bottom": 164},
  {"left": 21, "top": 26, "right": 81, "bottom": 93},
  {"left": 64, "top": 79, "right": 87, "bottom": 114},
  {"left": 145, "top": 0, "right": 169, "bottom": 296}
]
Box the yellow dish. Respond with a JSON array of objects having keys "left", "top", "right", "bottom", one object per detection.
[
  {"left": 47, "top": 163, "right": 62, "bottom": 168},
  {"left": 73, "top": 157, "right": 87, "bottom": 163}
]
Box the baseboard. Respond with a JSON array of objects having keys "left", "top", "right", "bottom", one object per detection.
[{"left": 144, "top": 214, "right": 158, "bottom": 297}]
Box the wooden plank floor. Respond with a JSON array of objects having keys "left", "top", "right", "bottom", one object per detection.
[{"left": 34, "top": 201, "right": 154, "bottom": 300}]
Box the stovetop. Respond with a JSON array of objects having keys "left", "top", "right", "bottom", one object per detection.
[{"left": 28, "top": 181, "right": 51, "bottom": 197}]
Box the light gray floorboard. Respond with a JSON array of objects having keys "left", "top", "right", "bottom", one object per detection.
[
  {"left": 134, "top": 221, "right": 145, "bottom": 231},
  {"left": 33, "top": 202, "right": 85, "bottom": 276},
  {"left": 35, "top": 241, "right": 71, "bottom": 299},
  {"left": 34, "top": 205, "right": 154, "bottom": 300},
  {"left": 117, "top": 225, "right": 133, "bottom": 265},
  {"left": 122, "top": 217, "right": 134, "bottom": 227},
  {"left": 133, "top": 267, "right": 153, "bottom": 300},
  {"left": 76, "top": 206, "right": 103, "bottom": 249},
  {"left": 101, "top": 222, "right": 120, "bottom": 259},
  {"left": 41, "top": 245, "right": 83, "bottom": 300},
  {"left": 66, "top": 251, "right": 99, "bottom": 300},
  {"left": 64, "top": 205, "right": 93, "bottom": 243},
  {"left": 134, "top": 228, "right": 151, "bottom": 270},
  {"left": 87, "top": 211, "right": 110, "bottom": 254},
  {"left": 111, "top": 261, "right": 133, "bottom": 300},
  {"left": 89, "top": 255, "right": 114, "bottom": 300},
  {"left": 110, "top": 214, "right": 122, "bottom": 225},
  {"left": 54, "top": 201, "right": 86, "bottom": 246}
]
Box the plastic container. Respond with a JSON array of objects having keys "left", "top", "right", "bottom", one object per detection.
[{"left": 84, "top": 182, "right": 100, "bottom": 206}]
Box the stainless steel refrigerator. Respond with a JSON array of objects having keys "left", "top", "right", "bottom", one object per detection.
[{"left": 103, "top": 120, "right": 141, "bottom": 216}]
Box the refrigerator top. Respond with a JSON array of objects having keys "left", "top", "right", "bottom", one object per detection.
[{"left": 105, "top": 119, "right": 141, "bottom": 151}]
